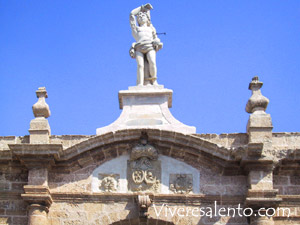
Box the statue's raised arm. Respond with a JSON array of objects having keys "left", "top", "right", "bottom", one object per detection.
[
  {"left": 130, "top": 4, "right": 152, "bottom": 32},
  {"left": 129, "top": 3, "right": 163, "bottom": 86}
]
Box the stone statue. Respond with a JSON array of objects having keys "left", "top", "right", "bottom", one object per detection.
[{"left": 129, "top": 3, "right": 163, "bottom": 86}]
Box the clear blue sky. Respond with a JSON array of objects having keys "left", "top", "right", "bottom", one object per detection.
[{"left": 1, "top": 0, "right": 299, "bottom": 136}]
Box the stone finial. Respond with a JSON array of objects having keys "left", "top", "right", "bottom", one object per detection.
[
  {"left": 246, "top": 76, "right": 269, "bottom": 113},
  {"left": 32, "top": 87, "right": 51, "bottom": 118},
  {"left": 29, "top": 87, "right": 51, "bottom": 144}
]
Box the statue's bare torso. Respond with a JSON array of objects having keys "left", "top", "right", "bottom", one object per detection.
[{"left": 132, "top": 26, "right": 154, "bottom": 43}]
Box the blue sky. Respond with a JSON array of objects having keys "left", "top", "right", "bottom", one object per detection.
[{"left": 1, "top": 0, "right": 299, "bottom": 136}]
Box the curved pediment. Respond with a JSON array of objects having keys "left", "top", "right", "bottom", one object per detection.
[{"left": 53, "top": 129, "right": 242, "bottom": 175}]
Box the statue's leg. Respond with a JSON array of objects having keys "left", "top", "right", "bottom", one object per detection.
[
  {"left": 146, "top": 50, "right": 157, "bottom": 85},
  {"left": 136, "top": 51, "right": 144, "bottom": 86},
  {"left": 144, "top": 59, "right": 150, "bottom": 85}
]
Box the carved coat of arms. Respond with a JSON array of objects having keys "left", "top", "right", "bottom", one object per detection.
[{"left": 127, "top": 134, "right": 161, "bottom": 193}]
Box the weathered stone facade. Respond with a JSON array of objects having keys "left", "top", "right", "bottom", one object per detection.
[{"left": 1, "top": 77, "right": 300, "bottom": 225}]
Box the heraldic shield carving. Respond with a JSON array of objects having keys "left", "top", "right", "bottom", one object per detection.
[{"left": 127, "top": 133, "right": 161, "bottom": 193}]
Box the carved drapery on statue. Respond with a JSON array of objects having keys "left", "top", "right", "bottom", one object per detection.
[{"left": 127, "top": 133, "right": 161, "bottom": 192}]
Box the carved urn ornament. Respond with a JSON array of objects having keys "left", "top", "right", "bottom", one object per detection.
[
  {"left": 32, "top": 87, "right": 51, "bottom": 118},
  {"left": 246, "top": 76, "right": 269, "bottom": 114}
]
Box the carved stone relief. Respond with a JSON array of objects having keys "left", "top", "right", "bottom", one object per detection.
[
  {"left": 169, "top": 174, "right": 193, "bottom": 194},
  {"left": 127, "top": 133, "right": 161, "bottom": 193},
  {"left": 98, "top": 173, "right": 119, "bottom": 192}
]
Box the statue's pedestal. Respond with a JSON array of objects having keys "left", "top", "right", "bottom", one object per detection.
[{"left": 96, "top": 85, "right": 196, "bottom": 135}]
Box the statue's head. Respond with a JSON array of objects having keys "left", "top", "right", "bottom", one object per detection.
[{"left": 137, "top": 12, "right": 150, "bottom": 26}]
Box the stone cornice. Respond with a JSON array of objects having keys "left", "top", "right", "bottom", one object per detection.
[
  {"left": 9, "top": 144, "right": 62, "bottom": 169},
  {"left": 22, "top": 185, "right": 52, "bottom": 208},
  {"left": 48, "top": 129, "right": 242, "bottom": 174},
  {"left": 3, "top": 129, "right": 299, "bottom": 175},
  {"left": 59, "top": 129, "right": 234, "bottom": 161},
  {"left": 50, "top": 192, "right": 245, "bottom": 205},
  {"left": 278, "top": 195, "right": 300, "bottom": 206},
  {"left": 0, "top": 190, "right": 24, "bottom": 200}
]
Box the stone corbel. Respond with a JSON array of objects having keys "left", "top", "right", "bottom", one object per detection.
[{"left": 137, "top": 194, "right": 152, "bottom": 218}]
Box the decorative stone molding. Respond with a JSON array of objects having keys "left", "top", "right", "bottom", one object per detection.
[
  {"left": 9, "top": 144, "right": 62, "bottom": 169},
  {"left": 22, "top": 185, "right": 52, "bottom": 208},
  {"left": 98, "top": 174, "right": 119, "bottom": 192},
  {"left": 169, "top": 174, "right": 193, "bottom": 194},
  {"left": 137, "top": 194, "right": 151, "bottom": 218}
]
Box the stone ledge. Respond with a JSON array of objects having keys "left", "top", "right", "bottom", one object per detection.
[
  {"left": 241, "top": 157, "right": 275, "bottom": 172},
  {"left": 9, "top": 144, "right": 63, "bottom": 169},
  {"left": 278, "top": 195, "right": 300, "bottom": 206},
  {"left": 0, "top": 191, "right": 24, "bottom": 200},
  {"left": 21, "top": 193, "right": 52, "bottom": 208},
  {"left": 9, "top": 144, "right": 62, "bottom": 157},
  {"left": 247, "top": 189, "right": 278, "bottom": 198},
  {"left": 50, "top": 192, "right": 245, "bottom": 205},
  {"left": 22, "top": 185, "right": 52, "bottom": 207},
  {"left": 245, "top": 197, "right": 282, "bottom": 209}
]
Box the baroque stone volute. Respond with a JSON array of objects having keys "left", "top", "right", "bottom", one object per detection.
[
  {"left": 246, "top": 76, "right": 269, "bottom": 114},
  {"left": 32, "top": 87, "right": 51, "bottom": 118}
]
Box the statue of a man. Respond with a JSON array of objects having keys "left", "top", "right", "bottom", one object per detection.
[{"left": 129, "top": 3, "right": 163, "bottom": 86}]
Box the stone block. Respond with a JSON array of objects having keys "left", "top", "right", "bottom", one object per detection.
[
  {"left": 0, "top": 183, "right": 10, "bottom": 191},
  {"left": 28, "top": 168, "right": 48, "bottom": 186},
  {"left": 29, "top": 118, "right": 51, "bottom": 144},
  {"left": 285, "top": 186, "right": 300, "bottom": 195},
  {"left": 290, "top": 176, "right": 300, "bottom": 185},
  {"left": 273, "top": 175, "right": 289, "bottom": 185},
  {"left": 248, "top": 171, "right": 273, "bottom": 190}
]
